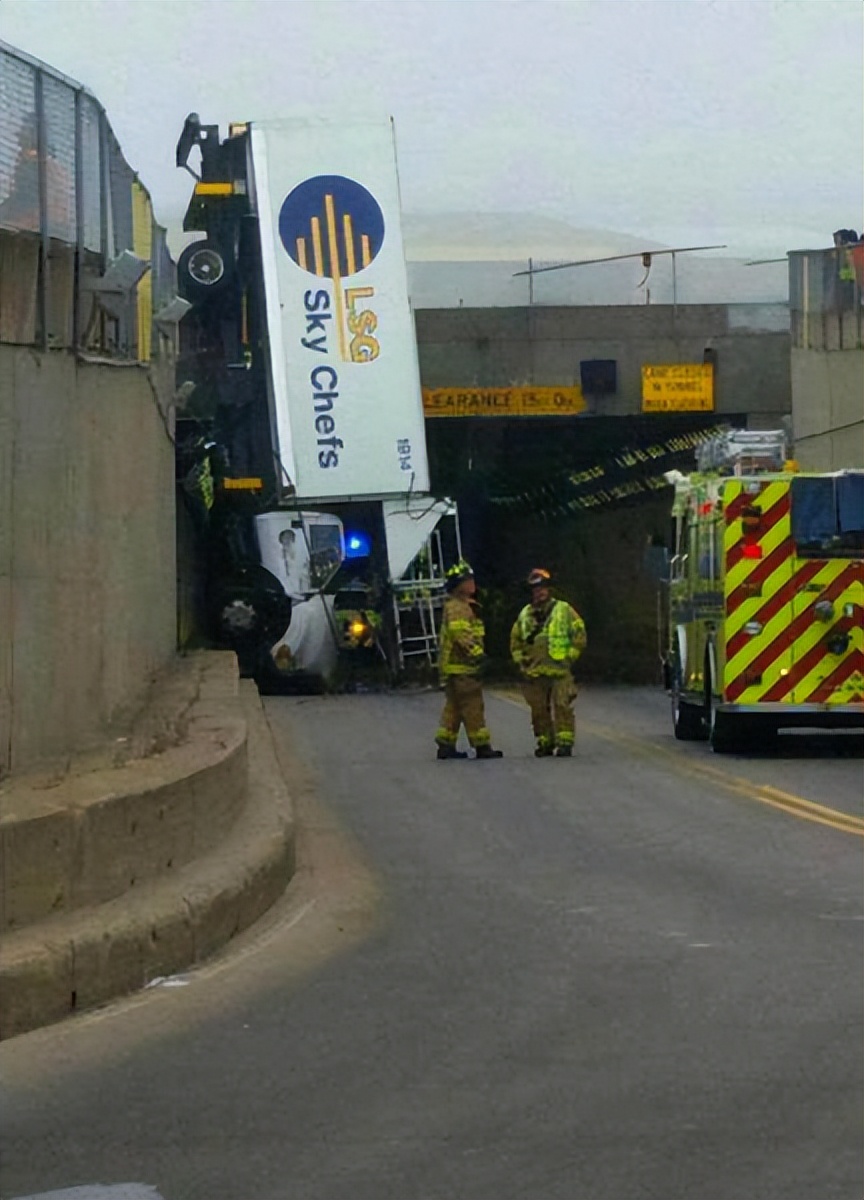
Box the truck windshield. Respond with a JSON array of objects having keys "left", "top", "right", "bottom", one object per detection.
[{"left": 791, "top": 476, "right": 864, "bottom": 557}]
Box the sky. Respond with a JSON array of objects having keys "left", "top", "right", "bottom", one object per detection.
[{"left": 1, "top": 0, "right": 861, "bottom": 259}]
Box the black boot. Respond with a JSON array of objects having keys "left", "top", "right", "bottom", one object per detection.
[
  {"left": 437, "top": 745, "right": 468, "bottom": 760},
  {"left": 475, "top": 745, "right": 503, "bottom": 759},
  {"left": 534, "top": 743, "right": 554, "bottom": 758},
  {"left": 555, "top": 745, "right": 573, "bottom": 757}
]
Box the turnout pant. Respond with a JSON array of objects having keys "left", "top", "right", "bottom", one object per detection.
[
  {"left": 436, "top": 675, "right": 492, "bottom": 748},
  {"left": 522, "top": 674, "right": 577, "bottom": 749}
]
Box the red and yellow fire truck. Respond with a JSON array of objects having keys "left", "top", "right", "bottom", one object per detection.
[{"left": 665, "top": 431, "right": 864, "bottom": 751}]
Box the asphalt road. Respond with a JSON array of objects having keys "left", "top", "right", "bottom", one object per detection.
[{"left": 2, "top": 686, "right": 862, "bottom": 1200}]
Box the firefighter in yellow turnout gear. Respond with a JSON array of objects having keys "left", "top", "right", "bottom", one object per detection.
[
  {"left": 510, "top": 568, "right": 587, "bottom": 757},
  {"left": 435, "top": 561, "right": 503, "bottom": 760}
]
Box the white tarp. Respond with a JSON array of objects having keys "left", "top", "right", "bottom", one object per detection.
[
  {"left": 271, "top": 593, "right": 339, "bottom": 680},
  {"left": 383, "top": 496, "right": 457, "bottom": 581},
  {"left": 250, "top": 118, "right": 430, "bottom": 501}
]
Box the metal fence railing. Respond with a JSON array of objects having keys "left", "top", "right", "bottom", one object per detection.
[
  {"left": 0, "top": 40, "right": 176, "bottom": 360},
  {"left": 788, "top": 245, "right": 864, "bottom": 352}
]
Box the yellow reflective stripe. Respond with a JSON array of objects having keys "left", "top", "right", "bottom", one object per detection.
[
  {"left": 194, "top": 181, "right": 235, "bottom": 196},
  {"left": 724, "top": 481, "right": 791, "bottom": 598},
  {"left": 723, "top": 483, "right": 793, "bottom": 698},
  {"left": 793, "top": 561, "right": 849, "bottom": 676},
  {"left": 726, "top": 560, "right": 834, "bottom": 678}
]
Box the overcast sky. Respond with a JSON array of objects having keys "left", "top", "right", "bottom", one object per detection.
[{"left": 1, "top": 0, "right": 861, "bottom": 257}]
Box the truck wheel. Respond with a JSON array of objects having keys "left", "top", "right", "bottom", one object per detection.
[
  {"left": 710, "top": 709, "right": 737, "bottom": 753},
  {"left": 178, "top": 238, "right": 233, "bottom": 301},
  {"left": 707, "top": 684, "right": 745, "bottom": 754},
  {"left": 672, "top": 673, "right": 705, "bottom": 741}
]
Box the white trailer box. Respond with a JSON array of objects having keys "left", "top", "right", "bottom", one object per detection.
[{"left": 249, "top": 118, "right": 430, "bottom": 501}]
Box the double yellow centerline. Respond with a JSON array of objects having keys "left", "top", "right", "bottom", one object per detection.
[{"left": 495, "top": 692, "right": 864, "bottom": 837}]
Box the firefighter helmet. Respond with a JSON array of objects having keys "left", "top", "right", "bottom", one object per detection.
[
  {"left": 526, "top": 567, "right": 553, "bottom": 588},
  {"left": 445, "top": 560, "right": 475, "bottom": 591}
]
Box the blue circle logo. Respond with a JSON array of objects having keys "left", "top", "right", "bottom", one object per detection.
[{"left": 278, "top": 175, "right": 385, "bottom": 278}]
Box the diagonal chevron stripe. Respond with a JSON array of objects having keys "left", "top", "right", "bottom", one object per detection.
[
  {"left": 726, "top": 487, "right": 790, "bottom": 572},
  {"left": 726, "top": 566, "right": 862, "bottom": 702},
  {"left": 725, "top": 487, "right": 792, "bottom": 596},
  {"left": 726, "top": 560, "right": 824, "bottom": 657},
  {"left": 723, "top": 484, "right": 750, "bottom": 526},
  {"left": 796, "top": 648, "right": 864, "bottom": 704},
  {"left": 726, "top": 534, "right": 795, "bottom": 625},
  {"left": 726, "top": 524, "right": 792, "bottom": 599},
  {"left": 759, "top": 598, "right": 862, "bottom": 702}
]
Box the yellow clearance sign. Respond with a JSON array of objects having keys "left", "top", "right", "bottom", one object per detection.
[
  {"left": 642, "top": 364, "right": 714, "bottom": 412},
  {"left": 423, "top": 386, "right": 586, "bottom": 419}
]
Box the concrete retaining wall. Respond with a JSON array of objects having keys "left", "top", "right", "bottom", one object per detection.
[
  {"left": 0, "top": 346, "right": 177, "bottom": 776},
  {"left": 0, "top": 652, "right": 296, "bottom": 1040},
  {"left": 790, "top": 347, "right": 864, "bottom": 470}
]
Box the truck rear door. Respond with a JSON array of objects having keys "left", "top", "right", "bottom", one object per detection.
[{"left": 723, "top": 479, "right": 795, "bottom": 705}]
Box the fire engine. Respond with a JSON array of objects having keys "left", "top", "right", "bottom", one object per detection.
[{"left": 664, "top": 430, "right": 864, "bottom": 751}]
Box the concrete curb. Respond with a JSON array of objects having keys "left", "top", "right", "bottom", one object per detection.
[
  {"left": 0, "top": 679, "right": 295, "bottom": 1040},
  {"left": 0, "top": 654, "right": 248, "bottom": 932}
]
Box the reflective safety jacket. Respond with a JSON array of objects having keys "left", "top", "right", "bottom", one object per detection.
[
  {"left": 439, "top": 595, "right": 486, "bottom": 677},
  {"left": 510, "top": 599, "right": 587, "bottom": 678}
]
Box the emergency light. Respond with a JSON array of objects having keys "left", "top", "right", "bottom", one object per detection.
[{"left": 345, "top": 531, "right": 371, "bottom": 559}]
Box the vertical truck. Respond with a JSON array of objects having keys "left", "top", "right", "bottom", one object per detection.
[
  {"left": 664, "top": 430, "right": 864, "bottom": 751},
  {"left": 173, "top": 113, "right": 459, "bottom": 685}
]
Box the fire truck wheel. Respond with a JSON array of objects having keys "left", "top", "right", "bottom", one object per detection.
[
  {"left": 707, "top": 688, "right": 750, "bottom": 753},
  {"left": 672, "top": 686, "right": 705, "bottom": 741},
  {"left": 709, "top": 712, "right": 737, "bottom": 754}
]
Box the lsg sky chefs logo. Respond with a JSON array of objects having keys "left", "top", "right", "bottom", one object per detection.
[{"left": 279, "top": 175, "right": 385, "bottom": 469}]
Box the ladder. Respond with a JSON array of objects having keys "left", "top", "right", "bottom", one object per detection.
[{"left": 391, "top": 527, "right": 450, "bottom": 671}]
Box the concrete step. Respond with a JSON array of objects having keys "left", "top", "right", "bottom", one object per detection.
[
  {"left": 0, "top": 653, "right": 247, "bottom": 932},
  {"left": 0, "top": 659, "right": 296, "bottom": 1040}
]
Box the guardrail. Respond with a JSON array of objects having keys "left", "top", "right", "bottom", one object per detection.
[{"left": 0, "top": 40, "right": 176, "bottom": 361}]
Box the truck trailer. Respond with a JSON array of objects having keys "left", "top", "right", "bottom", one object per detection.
[{"left": 173, "top": 113, "right": 457, "bottom": 685}]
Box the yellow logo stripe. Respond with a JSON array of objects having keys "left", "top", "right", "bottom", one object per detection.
[{"left": 343, "top": 213, "right": 357, "bottom": 275}]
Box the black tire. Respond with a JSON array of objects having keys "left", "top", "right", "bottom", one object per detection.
[
  {"left": 671, "top": 657, "right": 706, "bottom": 741},
  {"left": 710, "top": 707, "right": 738, "bottom": 753},
  {"left": 707, "top": 678, "right": 748, "bottom": 754},
  {"left": 672, "top": 682, "right": 705, "bottom": 741},
  {"left": 178, "top": 239, "right": 233, "bottom": 301}
]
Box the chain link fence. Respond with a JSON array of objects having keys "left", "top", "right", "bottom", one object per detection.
[{"left": 0, "top": 40, "right": 175, "bottom": 360}]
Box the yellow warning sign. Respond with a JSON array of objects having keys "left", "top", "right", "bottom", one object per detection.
[
  {"left": 423, "top": 386, "right": 586, "bottom": 419},
  {"left": 642, "top": 364, "right": 714, "bottom": 412}
]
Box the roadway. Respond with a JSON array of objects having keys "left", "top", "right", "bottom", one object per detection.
[{"left": 1, "top": 686, "right": 861, "bottom": 1200}]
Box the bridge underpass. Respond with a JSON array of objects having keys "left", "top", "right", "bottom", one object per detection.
[
  {"left": 416, "top": 300, "right": 791, "bottom": 682},
  {"left": 425, "top": 412, "right": 749, "bottom": 682}
]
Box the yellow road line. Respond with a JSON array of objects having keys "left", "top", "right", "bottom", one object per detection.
[{"left": 493, "top": 691, "right": 864, "bottom": 837}]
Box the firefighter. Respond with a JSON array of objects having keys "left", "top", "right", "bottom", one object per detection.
[
  {"left": 435, "top": 561, "right": 503, "bottom": 760},
  {"left": 510, "top": 568, "right": 587, "bottom": 757}
]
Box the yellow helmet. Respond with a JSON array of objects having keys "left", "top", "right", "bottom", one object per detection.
[
  {"left": 526, "top": 567, "right": 552, "bottom": 588},
  {"left": 445, "top": 560, "right": 474, "bottom": 591}
]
